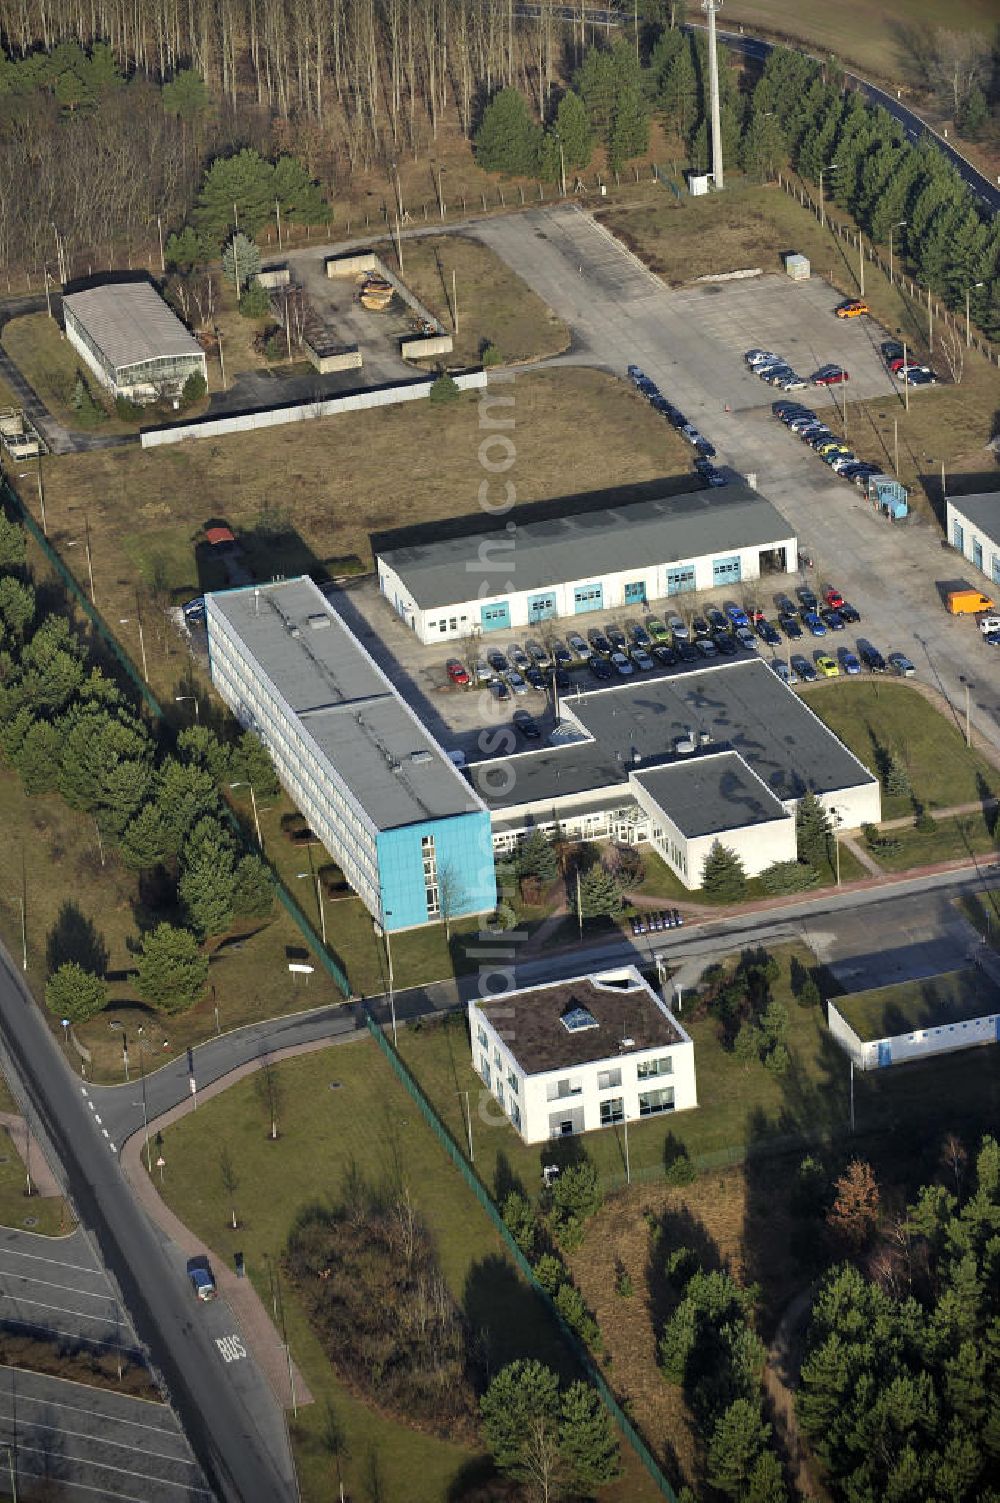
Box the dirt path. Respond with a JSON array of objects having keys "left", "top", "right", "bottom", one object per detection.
[{"left": 764, "top": 1281, "right": 830, "bottom": 1503}]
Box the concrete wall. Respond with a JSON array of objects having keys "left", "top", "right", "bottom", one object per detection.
[
  {"left": 140, "top": 369, "right": 487, "bottom": 448},
  {"left": 259, "top": 266, "right": 291, "bottom": 289},
  {"left": 326, "top": 251, "right": 379, "bottom": 277},
  {"left": 401, "top": 333, "right": 454, "bottom": 360},
  {"left": 326, "top": 249, "right": 445, "bottom": 337},
  {"left": 828, "top": 999, "right": 1000, "bottom": 1071},
  {"left": 302, "top": 341, "right": 362, "bottom": 373}
]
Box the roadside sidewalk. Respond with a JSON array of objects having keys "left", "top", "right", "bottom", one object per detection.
[
  {"left": 119, "top": 1036, "right": 364, "bottom": 1412},
  {"left": 0, "top": 1111, "right": 62, "bottom": 1197}
]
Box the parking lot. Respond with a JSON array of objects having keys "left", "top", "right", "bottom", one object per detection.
[
  {"left": 0, "top": 1226, "right": 143, "bottom": 1359},
  {"left": 469, "top": 207, "right": 1000, "bottom": 754},
  {"left": 0, "top": 1365, "right": 210, "bottom": 1502}
]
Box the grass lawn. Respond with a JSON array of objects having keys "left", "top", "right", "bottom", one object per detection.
[
  {"left": 723, "top": 0, "right": 995, "bottom": 86},
  {"left": 640, "top": 842, "right": 865, "bottom": 905},
  {"left": 0, "top": 1128, "right": 73, "bottom": 1236},
  {"left": 805, "top": 680, "right": 1000, "bottom": 818},
  {"left": 2, "top": 314, "right": 134, "bottom": 435},
  {"left": 836, "top": 967, "right": 996, "bottom": 1042},
  {"left": 21, "top": 366, "right": 692, "bottom": 709},
  {"left": 156, "top": 1039, "right": 662, "bottom": 1503},
  {"left": 0, "top": 770, "right": 346, "bottom": 1084},
  {"left": 873, "top": 809, "right": 1000, "bottom": 872},
  {"left": 396, "top": 232, "right": 571, "bottom": 367}
]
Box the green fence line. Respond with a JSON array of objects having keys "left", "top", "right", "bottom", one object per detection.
[
  {"left": 3, "top": 481, "right": 351, "bottom": 998},
  {"left": 364, "top": 1010, "right": 678, "bottom": 1502}
]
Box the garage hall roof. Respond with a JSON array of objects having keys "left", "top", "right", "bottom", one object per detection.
[
  {"left": 206, "top": 578, "right": 485, "bottom": 832},
  {"left": 377, "top": 484, "right": 794, "bottom": 610},
  {"left": 63, "top": 283, "right": 203, "bottom": 372}
]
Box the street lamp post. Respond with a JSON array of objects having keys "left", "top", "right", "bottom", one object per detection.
[
  {"left": 65, "top": 519, "right": 95, "bottom": 604},
  {"left": 118, "top": 611, "right": 148, "bottom": 681},
  {"left": 966, "top": 281, "right": 985, "bottom": 348},
  {"left": 818, "top": 161, "right": 839, "bottom": 230},
  {"left": 374, "top": 912, "right": 397, "bottom": 1045},
  {"left": 174, "top": 694, "right": 200, "bottom": 722},
  {"left": 888, "top": 219, "right": 906, "bottom": 285},
  {"left": 134, "top": 1027, "right": 151, "bottom": 1172},
  {"left": 229, "top": 781, "right": 262, "bottom": 847},
  {"left": 297, "top": 865, "right": 326, "bottom": 946},
  {"left": 960, "top": 676, "right": 973, "bottom": 747}
]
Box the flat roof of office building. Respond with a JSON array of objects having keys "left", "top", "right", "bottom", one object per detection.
[
  {"left": 63, "top": 283, "right": 204, "bottom": 371},
  {"left": 377, "top": 485, "right": 794, "bottom": 609},
  {"left": 207, "top": 578, "right": 484, "bottom": 831},
  {"left": 632, "top": 750, "right": 789, "bottom": 839},
  {"left": 947, "top": 492, "right": 1000, "bottom": 550},
  {"left": 474, "top": 970, "right": 684, "bottom": 1074},
  {"left": 468, "top": 658, "right": 876, "bottom": 812}
]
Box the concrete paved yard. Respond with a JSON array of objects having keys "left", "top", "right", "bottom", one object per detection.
[
  {"left": 802, "top": 887, "right": 982, "bottom": 991},
  {"left": 473, "top": 206, "right": 1000, "bottom": 755},
  {"left": 0, "top": 1364, "right": 210, "bottom": 1502}
]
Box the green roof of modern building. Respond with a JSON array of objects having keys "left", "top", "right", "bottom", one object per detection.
[{"left": 377, "top": 484, "right": 794, "bottom": 610}]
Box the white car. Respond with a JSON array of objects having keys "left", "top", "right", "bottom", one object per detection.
[
  {"left": 566, "top": 632, "right": 590, "bottom": 661},
  {"left": 745, "top": 349, "right": 781, "bottom": 368},
  {"left": 771, "top": 659, "right": 799, "bottom": 685},
  {"left": 667, "top": 614, "right": 689, "bottom": 641},
  {"left": 475, "top": 659, "right": 492, "bottom": 683}
]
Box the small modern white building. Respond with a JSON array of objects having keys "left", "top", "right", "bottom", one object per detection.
[
  {"left": 377, "top": 485, "right": 797, "bottom": 645},
  {"left": 469, "top": 658, "right": 881, "bottom": 888},
  {"left": 63, "top": 282, "right": 207, "bottom": 403},
  {"left": 469, "top": 967, "right": 697, "bottom": 1144},
  {"left": 946, "top": 492, "right": 1000, "bottom": 591}
]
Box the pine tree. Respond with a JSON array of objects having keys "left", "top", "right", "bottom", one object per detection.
[
  {"left": 222, "top": 232, "right": 261, "bottom": 294},
  {"left": 701, "top": 841, "right": 747, "bottom": 902},
  {"left": 0, "top": 513, "right": 26, "bottom": 569},
  {"left": 554, "top": 89, "right": 592, "bottom": 170},
  {"left": 707, "top": 1399, "right": 770, "bottom": 1499},
  {"left": 657, "top": 38, "right": 697, "bottom": 139},
  {"left": 559, "top": 1381, "right": 621, "bottom": 1488},
  {"left": 194, "top": 147, "right": 276, "bottom": 242},
  {"left": 45, "top": 961, "right": 108, "bottom": 1024},
  {"left": 136, "top": 923, "right": 209, "bottom": 1015},
  {"left": 608, "top": 80, "right": 650, "bottom": 172},
  {"left": 572, "top": 865, "right": 624, "bottom": 918},
  {"left": 795, "top": 791, "right": 832, "bottom": 867},
  {"left": 474, "top": 88, "right": 541, "bottom": 175},
  {"left": 516, "top": 829, "right": 559, "bottom": 882},
  {"left": 827, "top": 1159, "right": 880, "bottom": 1248},
  {"left": 480, "top": 1360, "right": 561, "bottom": 1481}
]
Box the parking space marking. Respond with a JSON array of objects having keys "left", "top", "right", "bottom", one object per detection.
[
  {"left": 1, "top": 1441, "right": 212, "bottom": 1499},
  {"left": 0, "top": 1408, "right": 200, "bottom": 1467},
  {"left": 0, "top": 1389, "right": 184, "bottom": 1438},
  {"left": 0, "top": 1272, "right": 118, "bottom": 1303},
  {"left": 0, "top": 1246, "right": 109, "bottom": 1276}
]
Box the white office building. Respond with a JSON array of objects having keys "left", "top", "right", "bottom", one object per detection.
[
  {"left": 469, "top": 657, "right": 881, "bottom": 887},
  {"left": 377, "top": 484, "right": 797, "bottom": 645},
  {"left": 946, "top": 492, "right": 1000, "bottom": 590},
  {"left": 469, "top": 967, "right": 697, "bottom": 1144}
]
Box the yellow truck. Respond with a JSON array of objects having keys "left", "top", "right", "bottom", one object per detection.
[{"left": 947, "top": 588, "right": 995, "bottom": 615}]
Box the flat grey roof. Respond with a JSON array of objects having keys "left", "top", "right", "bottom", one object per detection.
[
  {"left": 63, "top": 283, "right": 204, "bottom": 372},
  {"left": 633, "top": 750, "right": 789, "bottom": 839},
  {"left": 949, "top": 492, "right": 1000, "bottom": 550},
  {"left": 469, "top": 658, "right": 876, "bottom": 813},
  {"left": 378, "top": 485, "right": 794, "bottom": 609},
  {"left": 475, "top": 972, "right": 683, "bottom": 1074},
  {"left": 208, "top": 578, "right": 484, "bottom": 831}
]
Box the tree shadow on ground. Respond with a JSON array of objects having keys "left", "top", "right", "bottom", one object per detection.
[
  {"left": 645, "top": 1200, "right": 723, "bottom": 1337},
  {"left": 462, "top": 1253, "right": 575, "bottom": 1389},
  {"left": 45, "top": 900, "right": 108, "bottom": 976}
]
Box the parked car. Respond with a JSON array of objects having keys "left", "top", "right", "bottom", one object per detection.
[
  {"left": 652, "top": 644, "right": 677, "bottom": 667},
  {"left": 747, "top": 349, "right": 781, "bottom": 367},
  {"left": 707, "top": 607, "right": 729, "bottom": 634},
  {"left": 187, "top": 1256, "right": 218, "bottom": 1302},
  {"left": 858, "top": 642, "right": 886, "bottom": 673},
  {"left": 889, "top": 652, "right": 916, "bottom": 677},
  {"left": 509, "top": 644, "right": 530, "bottom": 670},
  {"left": 627, "top": 363, "right": 646, "bottom": 382},
  {"left": 772, "top": 659, "right": 798, "bottom": 685},
  {"left": 646, "top": 616, "right": 670, "bottom": 643},
  {"left": 505, "top": 670, "right": 528, "bottom": 696},
  {"left": 725, "top": 602, "right": 750, "bottom": 627},
  {"left": 691, "top": 616, "right": 710, "bottom": 638},
  {"left": 475, "top": 658, "right": 492, "bottom": 683},
  {"left": 630, "top": 623, "right": 652, "bottom": 648},
  {"left": 677, "top": 641, "right": 699, "bottom": 662},
  {"left": 791, "top": 655, "right": 817, "bottom": 683},
  {"left": 835, "top": 299, "right": 869, "bottom": 318},
  {"left": 838, "top": 649, "right": 862, "bottom": 675},
  {"left": 513, "top": 709, "right": 541, "bottom": 738},
  {"left": 487, "top": 649, "right": 508, "bottom": 674},
  {"left": 820, "top": 609, "right": 845, "bottom": 631},
  {"left": 630, "top": 647, "right": 655, "bottom": 671},
  {"left": 837, "top": 602, "right": 861, "bottom": 624},
  {"left": 588, "top": 654, "right": 614, "bottom": 680},
  {"left": 567, "top": 632, "right": 590, "bottom": 660},
  {"left": 588, "top": 629, "right": 612, "bottom": 656},
  {"left": 695, "top": 638, "right": 718, "bottom": 658},
  {"left": 525, "top": 666, "right": 546, "bottom": 691},
  {"left": 757, "top": 620, "right": 782, "bottom": 647},
  {"left": 904, "top": 367, "right": 939, "bottom": 387},
  {"left": 554, "top": 669, "right": 571, "bottom": 692},
  {"left": 881, "top": 341, "right": 904, "bottom": 366},
  {"left": 526, "top": 639, "right": 550, "bottom": 667},
  {"left": 812, "top": 365, "right": 849, "bottom": 385},
  {"left": 610, "top": 651, "right": 634, "bottom": 676},
  {"left": 606, "top": 625, "right": 627, "bottom": 652},
  {"left": 735, "top": 626, "right": 757, "bottom": 651},
  {"left": 667, "top": 614, "right": 689, "bottom": 642},
  {"left": 446, "top": 659, "right": 470, "bottom": 685},
  {"left": 797, "top": 587, "right": 818, "bottom": 611},
  {"left": 779, "top": 614, "right": 803, "bottom": 640},
  {"left": 816, "top": 654, "right": 839, "bottom": 677},
  {"left": 552, "top": 640, "right": 573, "bottom": 666},
  {"left": 490, "top": 678, "right": 510, "bottom": 701},
  {"left": 802, "top": 611, "right": 827, "bottom": 636}
]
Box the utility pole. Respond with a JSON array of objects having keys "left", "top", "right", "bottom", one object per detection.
[
  {"left": 893, "top": 417, "right": 899, "bottom": 478},
  {"left": 702, "top": 0, "right": 724, "bottom": 190},
  {"left": 902, "top": 339, "right": 909, "bottom": 413},
  {"left": 849, "top": 1058, "right": 855, "bottom": 1133},
  {"left": 452, "top": 268, "right": 459, "bottom": 334},
  {"left": 858, "top": 232, "right": 865, "bottom": 297},
  {"left": 966, "top": 281, "right": 984, "bottom": 348},
  {"left": 928, "top": 286, "right": 933, "bottom": 353},
  {"left": 156, "top": 214, "right": 165, "bottom": 273},
  {"left": 462, "top": 1091, "right": 474, "bottom": 1162},
  {"left": 275, "top": 198, "right": 282, "bottom": 249}
]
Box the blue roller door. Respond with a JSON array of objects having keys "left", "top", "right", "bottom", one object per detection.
[
  {"left": 573, "top": 583, "right": 603, "bottom": 614},
  {"left": 528, "top": 592, "right": 556, "bottom": 621},
  {"left": 953, "top": 521, "right": 964, "bottom": 551},
  {"left": 480, "top": 601, "right": 510, "bottom": 631},
  {"left": 624, "top": 580, "right": 646, "bottom": 605},
  {"left": 713, "top": 555, "right": 741, "bottom": 585},
  {"left": 666, "top": 565, "right": 696, "bottom": 595},
  {"left": 973, "top": 539, "right": 983, "bottom": 572}
]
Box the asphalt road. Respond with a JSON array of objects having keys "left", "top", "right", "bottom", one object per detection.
[
  {"left": 0, "top": 1363, "right": 211, "bottom": 1503},
  {"left": 0, "top": 943, "right": 294, "bottom": 1503}
]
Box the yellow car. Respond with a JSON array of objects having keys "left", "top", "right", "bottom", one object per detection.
[
  {"left": 816, "top": 655, "right": 839, "bottom": 677},
  {"left": 835, "top": 300, "right": 869, "bottom": 319},
  {"left": 816, "top": 440, "right": 850, "bottom": 456}
]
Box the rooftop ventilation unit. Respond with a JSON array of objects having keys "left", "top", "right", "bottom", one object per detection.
[
  {"left": 699, "top": 731, "right": 712, "bottom": 746},
  {"left": 674, "top": 734, "right": 696, "bottom": 755},
  {"left": 409, "top": 750, "right": 432, "bottom": 765},
  {"left": 620, "top": 1036, "right": 635, "bottom": 1048},
  {"left": 307, "top": 614, "right": 331, "bottom": 631}
]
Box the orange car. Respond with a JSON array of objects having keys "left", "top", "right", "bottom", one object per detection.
[{"left": 835, "top": 300, "right": 869, "bottom": 319}]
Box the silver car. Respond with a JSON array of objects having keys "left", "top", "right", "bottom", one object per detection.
[
  {"left": 888, "top": 652, "right": 915, "bottom": 678},
  {"left": 566, "top": 632, "right": 590, "bottom": 661},
  {"left": 610, "top": 652, "right": 634, "bottom": 676},
  {"left": 667, "top": 614, "right": 689, "bottom": 642}
]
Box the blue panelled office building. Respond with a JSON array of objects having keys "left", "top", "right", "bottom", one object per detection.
[{"left": 206, "top": 578, "right": 496, "bottom": 933}]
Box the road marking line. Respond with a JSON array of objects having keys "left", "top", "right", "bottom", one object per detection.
[
  {"left": 1, "top": 1272, "right": 121, "bottom": 1305},
  {"left": 0, "top": 1315, "right": 144, "bottom": 1351},
  {"left": 87, "top": 1100, "right": 95, "bottom": 1111},
  {"left": 0, "top": 1246, "right": 106, "bottom": 1275},
  {"left": 0, "top": 1391, "right": 181, "bottom": 1437},
  {"left": 0, "top": 1441, "right": 213, "bottom": 1499},
  {"left": 102, "top": 1128, "right": 109, "bottom": 1138},
  {"left": 0, "top": 1292, "right": 124, "bottom": 1321},
  {"left": 94, "top": 1114, "right": 102, "bottom": 1125},
  {"left": 0, "top": 1407, "right": 202, "bottom": 1465}
]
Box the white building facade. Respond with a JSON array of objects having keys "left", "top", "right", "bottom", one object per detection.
[
  {"left": 377, "top": 486, "right": 797, "bottom": 645},
  {"left": 469, "top": 968, "right": 698, "bottom": 1145},
  {"left": 946, "top": 492, "right": 1000, "bottom": 590}
]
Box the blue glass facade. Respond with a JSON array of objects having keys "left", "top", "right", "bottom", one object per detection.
[{"left": 376, "top": 811, "right": 497, "bottom": 932}]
